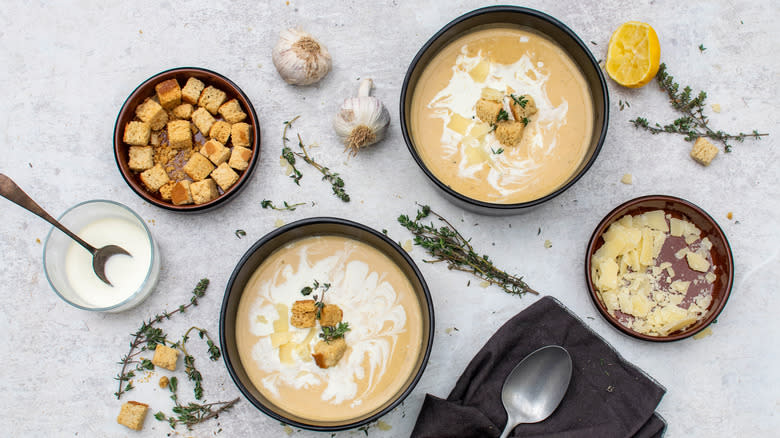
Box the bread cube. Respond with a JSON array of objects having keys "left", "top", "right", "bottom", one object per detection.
[
  {"left": 172, "top": 103, "right": 193, "bottom": 120},
  {"left": 319, "top": 304, "right": 343, "bottom": 327},
  {"left": 211, "top": 162, "right": 239, "bottom": 191},
  {"left": 198, "top": 85, "right": 227, "bottom": 115},
  {"left": 508, "top": 94, "right": 538, "bottom": 122},
  {"left": 495, "top": 120, "right": 525, "bottom": 147},
  {"left": 690, "top": 137, "right": 718, "bottom": 166},
  {"left": 190, "top": 178, "right": 219, "bottom": 204},
  {"left": 228, "top": 146, "right": 252, "bottom": 171},
  {"left": 150, "top": 131, "right": 162, "bottom": 146},
  {"left": 159, "top": 181, "right": 175, "bottom": 200},
  {"left": 191, "top": 107, "right": 216, "bottom": 135},
  {"left": 135, "top": 98, "right": 168, "bottom": 130},
  {"left": 171, "top": 180, "right": 194, "bottom": 205},
  {"left": 476, "top": 98, "right": 503, "bottom": 124},
  {"left": 183, "top": 152, "right": 215, "bottom": 181},
  {"left": 291, "top": 300, "right": 317, "bottom": 328},
  {"left": 128, "top": 146, "right": 154, "bottom": 171},
  {"left": 123, "top": 121, "right": 151, "bottom": 146},
  {"left": 312, "top": 338, "right": 347, "bottom": 369},
  {"left": 117, "top": 401, "right": 149, "bottom": 431},
  {"left": 151, "top": 344, "right": 179, "bottom": 371},
  {"left": 181, "top": 77, "right": 205, "bottom": 105},
  {"left": 218, "top": 99, "right": 247, "bottom": 123},
  {"left": 167, "top": 120, "right": 192, "bottom": 149},
  {"left": 231, "top": 122, "right": 252, "bottom": 147},
  {"left": 155, "top": 78, "right": 182, "bottom": 110},
  {"left": 209, "top": 120, "right": 231, "bottom": 144},
  {"left": 139, "top": 164, "right": 170, "bottom": 192},
  {"left": 200, "top": 139, "right": 230, "bottom": 165}
]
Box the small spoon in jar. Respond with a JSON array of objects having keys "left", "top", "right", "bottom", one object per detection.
[{"left": 0, "top": 174, "right": 130, "bottom": 286}]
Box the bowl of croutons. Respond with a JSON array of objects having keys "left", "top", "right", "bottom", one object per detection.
[
  {"left": 219, "top": 218, "right": 435, "bottom": 431},
  {"left": 114, "top": 67, "right": 260, "bottom": 211},
  {"left": 586, "top": 195, "right": 734, "bottom": 342}
]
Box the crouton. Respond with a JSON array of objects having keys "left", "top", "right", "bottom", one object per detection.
[
  {"left": 159, "top": 376, "right": 169, "bottom": 389},
  {"left": 312, "top": 338, "right": 347, "bottom": 369},
  {"left": 191, "top": 107, "right": 216, "bottom": 136},
  {"left": 135, "top": 98, "right": 168, "bottom": 130},
  {"left": 218, "top": 99, "right": 247, "bottom": 123},
  {"left": 690, "top": 137, "right": 718, "bottom": 166},
  {"left": 209, "top": 120, "right": 231, "bottom": 144},
  {"left": 159, "top": 181, "right": 175, "bottom": 201},
  {"left": 200, "top": 139, "right": 231, "bottom": 165},
  {"left": 508, "top": 94, "right": 538, "bottom": 122},
  {"left": 123, "top": 121, "right": 151, "bottom": 146},
  {"left": 117, "top": 401, "right": 149, "bottom": 431},
  {"left": 181, "top": 77, "right": 205, "bottom": 105},
  {"left": 190, "top": 178, "right": 219, "bottom": 204},
  {"left": 139, "top": 164, "right": 170, "bottom": 192},
  {"left": 172, "top": 103, "right": 193, "bottom": 120},
  {"left": 167, "top": 120, "right": 192, "bottom": 149},
  {"left": 228, "top": 146, "right": 253, "bottom": 171},
  {"left": 319, "top": 304, "right": 343, "bottom": 327},
  {"left": 198, "top": 85, "right": 227, "bottom": 115},
  {"left": 291, "top": 300, "right": 317, "bottom": 328},
  {"left": 151, "top": 344, "right": 178, "bottom": 370},
  {"left": 231, "top": 122, "right": 252, "bottom": 147},
  {"left": 475, "top": 98, "right": 503, "bottom": 124},
  {"left": 128, "top": 146, "right": 154, "bottom": 171},
  {"left": 171, "top": 180, "right": 194, "bottom": 205},
  {"left": 495, "top": 120, "right": 525, "bottom": 147},
  {"left": 155, "top": 78, "right": 182, "bottom": 110},
  {"left": 211, "top": 162, "right": 240, "bottom": 191},
  {"left": 150, "top": 131, "right": 162, "bottom": 146},
  {"left": 183, "top": 152, "right": 215, "bottom": 181}
]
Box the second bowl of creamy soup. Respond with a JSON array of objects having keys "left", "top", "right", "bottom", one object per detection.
[
  {"left": 220, "top": 218, "right": 434, "bottom": 430},
  {"left": 401, "top": 6, "right": 608, "bottom": 214}
]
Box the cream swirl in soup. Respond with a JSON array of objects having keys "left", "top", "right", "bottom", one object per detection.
[
  {"left": 235, "top": 235, "right": 423, "bottom": 421},
  {"left": 410, "top": 26, "right": 594, "bottom": 203}
]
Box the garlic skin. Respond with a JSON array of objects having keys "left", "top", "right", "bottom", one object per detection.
[
  {"left": 333, "top": 79, "right": 390, "bottom": 156},
  {"left": 272, "top": 28, "right": 331, "bottom": 85}
]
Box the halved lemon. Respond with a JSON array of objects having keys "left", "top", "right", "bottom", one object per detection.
[{"left": 606, "top": 21, "right": 661, "bottom": 88}]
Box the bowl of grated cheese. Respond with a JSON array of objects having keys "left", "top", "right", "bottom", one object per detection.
[{"left": 585, "top": 195, "right": 734, "bottom": 342}]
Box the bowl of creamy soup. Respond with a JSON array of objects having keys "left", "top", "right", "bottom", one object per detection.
[
  {"left": 401, "top": 6, "right": 608, "bottom": 214},
  {"left": 220, "top": 218, "right": 434, "bottom": 430}
]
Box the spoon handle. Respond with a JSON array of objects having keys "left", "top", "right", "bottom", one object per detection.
[
  {"left": 499, "top": 414, "right": 516, "bottom": 438},
  {"left": 0, "top": 174, "right": 97, "bottom": 254}
]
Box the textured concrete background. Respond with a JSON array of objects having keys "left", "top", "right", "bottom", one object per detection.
[{"left": 0, "top": 0, "right": 778, "bottom": 437}]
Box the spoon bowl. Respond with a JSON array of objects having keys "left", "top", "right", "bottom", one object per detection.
[{"left": 499, "top": 345, "right": 572, "bottom": 438}]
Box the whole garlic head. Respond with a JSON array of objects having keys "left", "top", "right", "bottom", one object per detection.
[
  {"left": 333, "top": 79, "right": 390, "bottom": 156},
  {"left": 272, "top": 28, "right": 331, "bottom": 85}
]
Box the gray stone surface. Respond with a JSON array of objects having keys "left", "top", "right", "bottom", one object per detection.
[{"left": 0, "top": 0, "right": 777, "bottom": 436}]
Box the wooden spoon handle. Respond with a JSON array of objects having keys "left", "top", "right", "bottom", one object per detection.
[{"left": 0, "top": 173, "right": 97, "bottom": 254}]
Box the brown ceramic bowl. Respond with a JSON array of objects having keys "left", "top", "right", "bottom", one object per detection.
[
  {"left": 114, "top": 67, "right": 261, "bottom": 212},
  {"left": 585, "top": 195, "right": 734, "bottom": 342}
]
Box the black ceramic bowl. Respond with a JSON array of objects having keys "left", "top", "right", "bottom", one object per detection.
[
  {"left": 114, "top": 67, "right": 261, "bottom": 212},
  {"left": 220, "top": 218, "right": 434, "bottom": 431},
  {"left": 400, "top": 6, "right": 608, "bottom": 215}
]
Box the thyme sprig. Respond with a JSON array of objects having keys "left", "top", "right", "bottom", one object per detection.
[
  {"left": 154, "top": 376, "right": 239, "bottom": 430},
  {"left": 261, "top": 199, "right": 306, "bottom": 211},
  {"left": 320, "top": 322, "right": 350, "bottom": 343},
  {"left": 169, "top": 326, "right": 221, "bottom": 400},
  {"left": 398, "top": 204, "right": 539, "bottom": 297},
  {"left": 114, "top": 279, "right": 209, "bottom": 399},
  {"left": 629, "top": 63, "right": 768, "bottom": 152},
  {"left": 281, "top": 116, "right": 351, "bottom": 202},
  {"left": 301, "top": 280, "right": 331, "bottom": 319}
]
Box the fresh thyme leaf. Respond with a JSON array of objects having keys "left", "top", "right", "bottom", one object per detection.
[
  {"left": 629, "top": 63, "right": 768, "bottom": 152},
  {"left": 320, "top": 322, "right": 351, "bottom": 343},
  {"left": 281, "top": 116, "right": 304, "bottom": 185},
  {"left": 698, "top": 44, "right": 706, "bottom": 52},
  {"left": 496, "top": 109, "right": 509, "bottom": 122},
  {"left": 509, "top": 94, "right": 528, "bottom": 108},
  {"left": 521, "top": 117, "right": 530, "bottom": 126},
  {"left": 234, "top": 229, "right": 246, "bottom": 239},
  {"left": 261, "top": 199, "right": 306, "bottom": 211},
  {"left": 491, "top": 147, "right": 504, "bottom": 155},
  {"left": 397, "top": 204, "right": 539, "bottom": 297}
]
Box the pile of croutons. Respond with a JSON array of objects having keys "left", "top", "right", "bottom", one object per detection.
[
  {"left": 123, "top": 77, "right": 254, "bottom": 205},
  {"left": 291, "top": 300, "right": 347, "bottom": 369},
  {"left": 475, "top": 89, "right": 537, "bottom": 147}
]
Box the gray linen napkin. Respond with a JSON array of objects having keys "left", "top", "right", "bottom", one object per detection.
[{"left": 411, "top": 296, "right": 666, "bottom": 438}]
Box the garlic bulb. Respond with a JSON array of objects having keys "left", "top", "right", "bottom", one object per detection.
[
  {"left": 272, "top": 28, "right": 331, "bottom": 85},
  {"left": 333, "top": 79, "right": 390, "bottom": 156}
]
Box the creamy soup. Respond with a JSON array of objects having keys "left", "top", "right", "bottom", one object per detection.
[
  {"left": 235, "top": 235, "right": 423, "bottom": 422},
  {"left": 410, "top": 25, "right": 594, "bottom": 203}
]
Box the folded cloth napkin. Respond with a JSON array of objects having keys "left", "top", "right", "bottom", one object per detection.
[{"left": 412, "top": 296, "right": 667, "bottom": 438}]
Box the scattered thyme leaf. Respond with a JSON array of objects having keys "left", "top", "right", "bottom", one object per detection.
[
  {"left": 234, "top": 229, "right": 246, "bottom": 239},
  {"left": 698, "top": 44, "right": 706, "bottom": 52},
  {"left": 496, "top": 109, "right": 509, "bottom": 122},
  {"left": 491, "top": 147, "right": 504, "bottom": 155},
  {"left": 509, "top": 94, "right": 528, "bottom": 108},
  {"left": 521, "top": 117, "right": 530, "bottom": 126},
  {"left": 261, "top": 199, "right": 306, "bottom": 211}
]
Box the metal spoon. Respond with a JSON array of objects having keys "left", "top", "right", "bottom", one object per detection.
[
  {"left": 499, "top": 345, "right": 573, "bottom": 438},
  {"left": 0, "top": 173, "right": 130, "bottom": 286}
]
